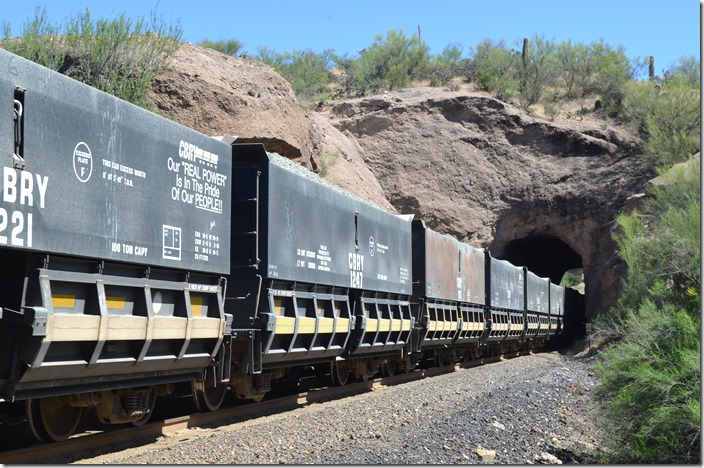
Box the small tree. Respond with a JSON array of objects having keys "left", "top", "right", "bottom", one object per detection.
[
  {"left": 349, "top": 29, "right": 431, "bottom": 94},
  {"left": 470, "top": 39, "right": 517, "bottom": 101},
  {"left": 517, "top": 35, "right": 558, "bottom": 109},
  {"left": 428, "top": 42, "right": 463, "bottom": 88},
  {"left": 589, "top": 40, "right": 633, "bottom": 114},
  {"left": 644, "top": 74, "right": 700, "bottom": 168},
  {"left": 555, "top": 40, "right": 593, "bottom": 98}
]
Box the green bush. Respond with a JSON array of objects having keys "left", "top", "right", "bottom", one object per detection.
[
  {"left": 428, "top": 42, "right": 464, "bottom": 88},
  {"left": 257, "top": 47, "right": 333, "bottom": 104},
  {"left": 470, "top": 39, "right": 517, "bottom": 101},
  {"left": 594, "top": 300, "right": 700, "bottom": 463},
  {"left": 555, "top": 40, "right": 594, "bottom": 99},
  {"left": 621, "top": 59, "right": 700, "bottom": 168},
  {"left": 199, "top": 38, "right": 244, "bottom": 56},
  {"left": 594, "top": 158, "right": 701, "bottom": 463},
  {"left": 341, "top": 29, "right": 431, "bottom": 95},
  {"left": 517, "top": 35, "right": 558, "bottom": 109},
  {"left": 2, "top": 6, "right": 182, "bottom": 108},
  {"left": 559, "top": 271, "right": 582, "bottom": 289}
]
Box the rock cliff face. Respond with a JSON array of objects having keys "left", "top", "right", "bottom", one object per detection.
[{"left": 148, "top": 43, "right": 653, "bottom": 321}]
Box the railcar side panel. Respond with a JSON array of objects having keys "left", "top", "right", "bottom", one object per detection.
[
  {"left": 231, "top": 145, "right": 412, "bottom": 295},
  {"left": 412, "top": 220, "right": 485, "bottom": 304},
  {"left": 0, "top": 48, "right": 232, "bottom": 274}
]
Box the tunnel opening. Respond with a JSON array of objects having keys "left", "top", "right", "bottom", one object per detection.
[
  {"left": 501, "top": 235, "right": 587, "bottom": 340},
  {"left": 503, "top": 235, "right": 581, "bottom": 283}
]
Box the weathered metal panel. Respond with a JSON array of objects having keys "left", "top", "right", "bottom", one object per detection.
[
  {"left": 526, "top": 270, "right": 550, "bottom": 313},
  {"left": 459, "top": 241, "right": 486, "bottom": 305},
  {"left": 412, "top": 221, "right": 484, "bottom": 304},
  {"left": 550, "top": 282, "right": 566, "bottom": 316},
  {"left": 235, "top": 146, "right": 412, "bottom": 295},
  {"left": 487, "top": 254, "right": 525, "bottom": 311},
  {"left": 0, "top": 49, "right": 232, "bottom": 274}
]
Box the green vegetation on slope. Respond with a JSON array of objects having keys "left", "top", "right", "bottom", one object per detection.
[
  {"left": 593, "top": 157, "right": 700, "bottom": 463},
  {"left": 1, "top": 6, "right": 182, "bottom": 108}
]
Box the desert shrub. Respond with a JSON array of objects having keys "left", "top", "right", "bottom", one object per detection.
[
  {"left": 257, "top": 46, "right": 333, "bottom": 104},
  {"left": 517, "top": 35, "right": 558, "bottom": 109},
  {"left": 345, "top": 29, "right": 431, "bottom": 94},
  {"left": 199, "top": 38, "right": 244, "bottom": 56},
  {"left": 428, "top": 42, "right": 464, "bottom": 88},
  {"left": 2, "top": 6, "right": 182, "bottom": 107},
  {"left": 471, "top": 39, "right": 517, "bottom": 101},
  {"left": 555, "top": 40, "right": 593, "bottom": 99},
  {"left": 621, "top": 58, "right": 700, "bottom": 168},
  {"left": 559, "top": 271, "right": 582, "bottom": 289},
  {"left": 593, "top": 159, "right": 701, "bottom": 464},
  {"left": 588, "top": 40, "right": 633, "bottom": 114}
]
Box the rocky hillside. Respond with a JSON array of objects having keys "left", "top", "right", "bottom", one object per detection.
[{"left": 148, "top": 43, "right": 653, "bottom": 320}]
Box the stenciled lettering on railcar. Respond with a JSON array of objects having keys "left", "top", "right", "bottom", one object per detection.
[
  {"left": 73, "top": 142, "right": 93, "bottom": 182},
  {"left": 348, "top": 251, "right": 364, "bottom": 288},
  {"left": 0, "top": 166, "right": 48, "bottom": 248},
  {"left": 170, "top": 140, "right": 227, "bottom": 215}
]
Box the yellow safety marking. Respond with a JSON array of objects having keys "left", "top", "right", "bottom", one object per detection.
[
  {"left": 104, "top": 316, "right": 148, "bottom": 340},
  {"left": 337, "top": 318, "right": 351, "bottom": 332},
  {"left": 47, "top": 315, "right": 99, "bottom": 341},
  {"left": 378, "top": 319, "right": 391, "bottom": 332},
  {"left": 106, "top": 296, "right": 126, "bottom": 310},
  {"left": 190, "top": 316, "right": 226, "bottom": 339},
  {"left": 151, "top": 316, "right": 188, "bottom": 339},
  {"left": 401, "top": 321, "right": 412, "bottom": 331},
  {"left": 318, "top": 317, "right": 334, "bottom": 334},
  {"left": 274, "top": 316, "right": 296, "bottom": 334},
  {"left": 47, "top": 315, "right": 224, "bottom": 342},
  {"left": 191, "top": 294, "right": 203, "bottom": 317},
  {"left": 298, "top": 317, "right": 316, "bottom": 334},
  {"left": 366, "top": 318, "right": 379, "bottom": 332},
  {"left": 274, "top": 298, "right": 284, "bottom": 316},
  {"left": 52, "top": 294, "right": 76, "bottom": 309},
  {"left": 391, "top": 320, "right": 402, "bottom": 332}
]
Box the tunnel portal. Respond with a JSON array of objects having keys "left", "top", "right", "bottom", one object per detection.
[
  {"left": 502, "top": 235, "right": 582, "bottom": 284},
  {"left": 501, "top": 235, "right": 587, "bottom": 338}
]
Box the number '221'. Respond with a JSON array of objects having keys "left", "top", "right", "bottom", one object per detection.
[{"left": 0, "top": 209, "right": 33, "bottom": 247}]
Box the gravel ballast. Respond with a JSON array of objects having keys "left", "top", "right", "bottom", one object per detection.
[{"left": 74, "top": 348, "right": 605, "bottom": 464}]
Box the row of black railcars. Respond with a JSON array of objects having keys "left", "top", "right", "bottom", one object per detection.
[{"left": 0, "top": 48, "right": 570, "bottom": 443}]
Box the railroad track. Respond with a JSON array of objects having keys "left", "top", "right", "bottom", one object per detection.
[{"left": 0, "top": 358, "right": 508, "bottom": 464}]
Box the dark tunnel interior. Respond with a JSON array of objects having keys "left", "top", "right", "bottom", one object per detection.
[{"left": 502, "top": 235, "right": 582, "bottom": 284}]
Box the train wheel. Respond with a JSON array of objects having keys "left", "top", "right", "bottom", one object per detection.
[
  {"left": 381, "top": 360, "right": 397, "bottom": 377},
  {"left": 26, "top": 397, "right": 83, "bottom": 443},
  {"left": 192, "top": 378, "right": 228, "bottom": 412},
  {"left": 330, "top": 362, "right": 350, "bottom": 387},
  {"left": 354, "top": 359, "right": 376, "bottom": 382},
  {"left": 131, "top": 390, "right": 157, "bottom": 427}
]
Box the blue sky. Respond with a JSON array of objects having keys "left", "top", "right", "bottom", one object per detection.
[{"left": 1, "top": 0, "right": 700, "bottom": 77}]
